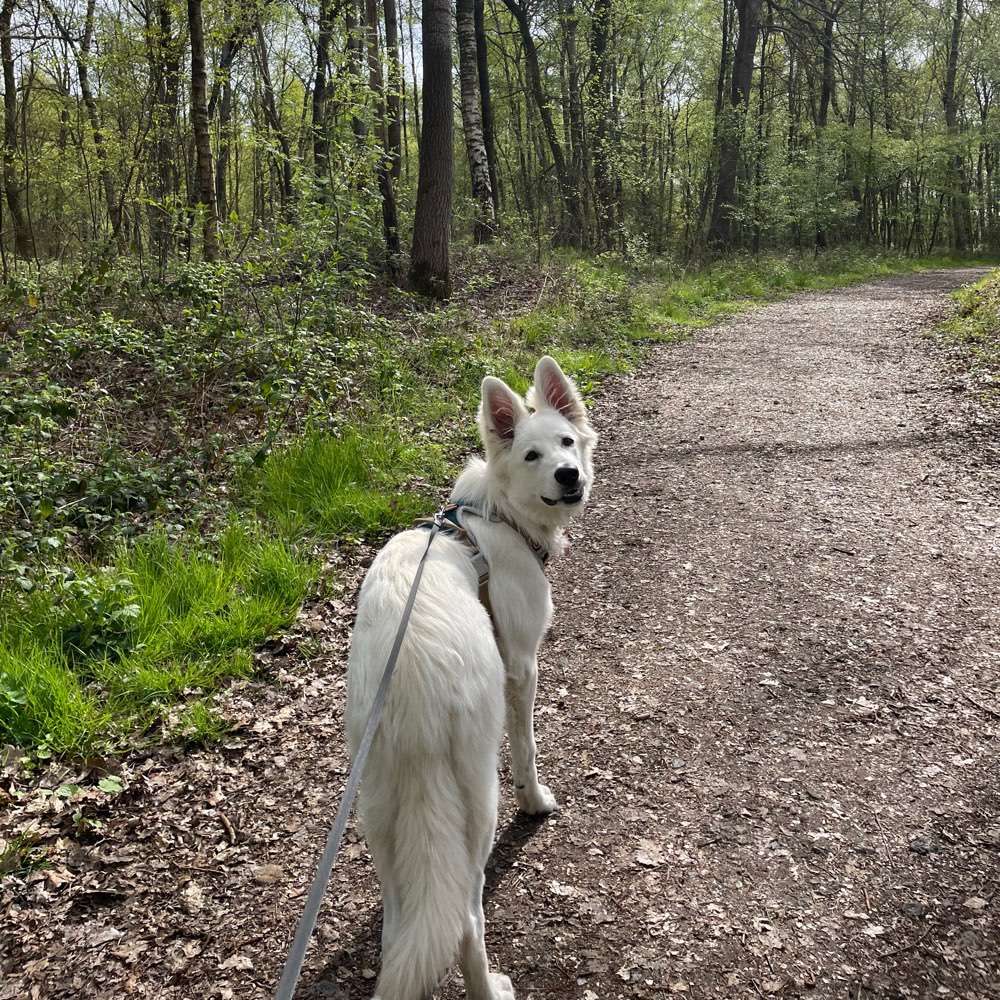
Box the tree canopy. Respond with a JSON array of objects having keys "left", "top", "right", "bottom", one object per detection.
[{"left": 0, "top": 0, "right": 997, "bottom": 287}]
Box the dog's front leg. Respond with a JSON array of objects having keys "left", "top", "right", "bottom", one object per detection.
[{"left": 505, "top": 664, "right": 557, "bottom": 815}]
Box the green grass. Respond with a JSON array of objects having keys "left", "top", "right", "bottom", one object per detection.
[
  {"left": 0, "top": 642, "right": 111, "bottom": 756},
  {"left": 0, "top": 522, "right": 310, "bottom": 755},
  {"left": 0, "top": 833, "right": 50, "bottom": 879},
  {"left": 938, "top": 268, "right": 1000, "bottom": 394},
  {"left": 629, "top": 250, "right": 993, "bottom": 341},
  {"left": 247, "top": 425, "right": 445, "bottom": 540},
  {"left": 175, "top": 698, "right": 232, "bottom": 747}
]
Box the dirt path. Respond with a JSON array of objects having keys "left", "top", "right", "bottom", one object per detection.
[{"left": 3, "top": 268, "right": 999, "bottom": 1000}]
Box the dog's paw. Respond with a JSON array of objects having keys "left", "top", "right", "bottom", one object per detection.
[
  {"left": 487, "top": 972, "right": 515, "bottom": 1000},
  {"left": 515, "top": 783, "right": 557, "bottom": 816}
]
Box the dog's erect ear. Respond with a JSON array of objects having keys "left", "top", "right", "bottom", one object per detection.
[
  {"left": 532, "top": 355, "right": 587, "bottom": 426},
  {"left": 480, "top": 376, "right": 526, "bottom": 449}
]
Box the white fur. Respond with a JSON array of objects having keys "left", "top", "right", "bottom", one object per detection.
[{"left": 345, "top": 356, "right": 596, "bottom": 1000}]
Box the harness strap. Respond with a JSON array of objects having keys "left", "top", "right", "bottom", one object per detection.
[
  {"left": 415, "top": 504, "right": 494, "bottom": 626},
  {"left": 456, "top": 507, "right": 496, "bottom": 625}
]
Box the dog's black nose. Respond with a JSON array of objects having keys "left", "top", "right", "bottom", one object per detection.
[{"left": 554, "top": 466, "right": 580, "bottom": 487}]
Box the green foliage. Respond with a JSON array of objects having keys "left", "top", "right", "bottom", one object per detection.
[
  {"left": 0, "top": 833, "right": 51, "bottom": 881},
  {"left": 0, "top": 642, "right": 111, "bottom": 757},
  {"left": 175, "top": 699, "right": 232, "bottom": 747},
  {"left": 0, "top": 523, "right": 311, "bottom": 755},
  {"left": 939, "top": 270, "right": 1000, "bottom": 396},
  {"left": 247, "top": 427, "right": 443, "bottom": 540}
]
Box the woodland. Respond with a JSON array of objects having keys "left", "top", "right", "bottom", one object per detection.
[
  {"left": 1, "top": 1, "right": 1000, "bottom": 994},
  {"left": 1, "top": 0, "right": 999, "bottom": 785},
  {"left": 0, "top": 0, "right": 998, "bottom": 283}
]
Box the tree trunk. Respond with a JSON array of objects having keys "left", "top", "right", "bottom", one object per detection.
[
  {"left": 752, "top": 23, "right": 767, "bottom": 252},
  {"left": 474, "top": 0, "right": 500, "bottom": 216},
  {"left": 365, "top": 0, "right": 401, "bottom": 267},
  {"left": 146, "top": 0, "right": 181, "bottom": 268},
  {"left": 410, "top": 0, "right": 453, "bottom": 298},
  {"left": 500, "top": 35, "right": 534, "bottom": 224},
  {"left": 814, "top": 1, "right": 843, "bottom": 250},
  {"left": 1, "top": 0, "right": 33, "bottom": 259},
  {"left": 707, "top": 0, "right": 762, "bottom": 251},
  {"left": 254, "top": 20, "right": 295, "bottom": 216},
  {"left": 457, "top": 0, "right": 495, "bottom": 241},
  {"left": 942, "top": 0, "right": 968, "bottom": 252},
  {"left": 501, "top": 0, "right": 583, "bottom": 245},
  {"left": 384, "top": 0, "right": 403, "bottom": 180},
  {"left": 44, "top": 0, "right": 126, "bottom": 251},
  {"left": 210, "top": 28, "right": 243, "bottom": 222},
  {"left": 406, "top": 0, "right": 420, "bottom": 143},
  {"left": 188, "top": 0, "right": 218, "bottom": 261},
  {"left": 313, "top": 0, "right": 333, "bottom": 200},
  {"left": 561, "top": 0, "right": 586, "bottom": 227},
  {"left": 698, "top": 0, "right": 731, "bottom": 247},
  {"left": 817, "top": 3, "right": 838, "bottom": 129},
  {"left": 589, "top": 0, "right": 614, "bottom": 247},
  {"left": 345, "top": 0, "right": 368, "bottom": 146}
]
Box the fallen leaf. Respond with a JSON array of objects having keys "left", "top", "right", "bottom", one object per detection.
[
  {"left": 635, "top": 838, "right": 665, "bottom": 866},
  {"left": 110, "top": 940, "right": 149, "bottom": 964},
  {"left": 181, "top": 883, "right": 205, "bottom": 915},
  {"left": 218, "top": 953, "right": 253, "bottom": 971},
  {"left": 84, "top": 926, "right": 125, "bottom": 948},
  {"left": 253, "top": 863, "right": 285, "bottom": 884}
]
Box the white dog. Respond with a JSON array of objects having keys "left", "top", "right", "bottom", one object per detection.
[{"left": 345, "top": 356, "right": 596, "bottom": 1000}]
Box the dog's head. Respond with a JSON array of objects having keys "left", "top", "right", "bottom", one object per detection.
[{"left": 479, "top": 356, "right": 596, "bottom": 526}]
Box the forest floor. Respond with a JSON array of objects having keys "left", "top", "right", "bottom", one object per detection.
[{"left": 2, "top": 267, "right": 999, "bottom": 1000}]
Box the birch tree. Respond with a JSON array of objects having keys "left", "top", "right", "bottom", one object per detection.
[{"left": 457, "top": 0, "right": 495, "bottom": 241}]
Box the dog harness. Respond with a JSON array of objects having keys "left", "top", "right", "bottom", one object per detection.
[{"left": 416, "top": 502, "right": 550, "bottom": 624}]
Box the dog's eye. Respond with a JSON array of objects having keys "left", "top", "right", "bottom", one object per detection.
[
  {"left": 524, "top": 450, "right": 539, "bottom": 462},
  {"left": 562, "top": 437, "right": 574, "bottom": 447}
]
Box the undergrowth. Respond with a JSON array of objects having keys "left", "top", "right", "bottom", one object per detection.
[
  {"left": 0, "top": 241, "right": 991, "bottom": 759},
  {"left": 0, "top": 523, "right": 310, "bottom": 756},
  {"left": 939, "top": 269, "right": 1000, "bottom": 399}
]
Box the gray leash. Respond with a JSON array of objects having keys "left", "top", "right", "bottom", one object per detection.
[{"left": 273, "top": 517, "right": 443, "bottom": 1000}]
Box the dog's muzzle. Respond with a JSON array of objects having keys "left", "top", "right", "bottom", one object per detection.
[
  {"left": 541, "top": 486, "right": 585, "bottom": 506},
  {"left": 542, "top": 465, "right": 584, "bottom": 505}
]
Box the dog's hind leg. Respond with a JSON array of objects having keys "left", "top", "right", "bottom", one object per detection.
[
  {"left": 504, "top": 666, "right": 556, "bottom": 815},
  {"left": 458, "top": 887, "right": 514, "bottom": 1000},
  {"left": 377, "top": 863, "right": 402, "bottom": 963},
  {"left": 458, "top": 782, "right": 514, "bottom": 1000}
]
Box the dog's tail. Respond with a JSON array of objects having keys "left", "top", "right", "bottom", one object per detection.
[{"left": 373, "top": 768, "right": 475, "bottom": 1000}]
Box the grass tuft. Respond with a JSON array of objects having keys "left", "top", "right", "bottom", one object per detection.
[
  {"left": 938, "top": 270, "right": 1000, "bottom": 395},
  {"left": 246, "top": 426, "right": 444, "bottom": 539},
  {"left": 0, "top": 522, "right": 311, "bottom": 755}
]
